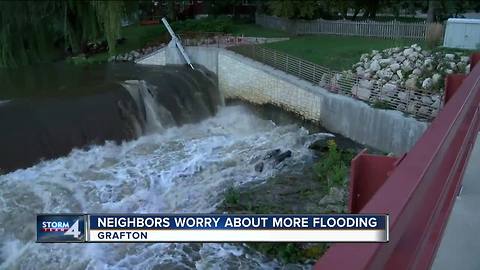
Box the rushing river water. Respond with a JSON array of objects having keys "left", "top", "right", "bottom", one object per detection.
[{"left": 0, "top": 101, "right": 328, "bottom": 269}]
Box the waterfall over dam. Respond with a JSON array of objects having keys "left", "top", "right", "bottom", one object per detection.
[
  {"left": 0, "top": 61, "right": 326, "bottom": 268},
  {"left": 0, "top": 64, "right": 220, "bottom": 173}
]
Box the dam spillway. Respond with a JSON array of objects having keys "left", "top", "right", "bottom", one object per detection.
[{"left": 0, "top": 64, "right": 219, "bottom": 173}]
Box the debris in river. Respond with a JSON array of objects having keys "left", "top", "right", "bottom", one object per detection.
[
  {"left": 264, "top": 149, "right": 281, "bottom": 160},
  {"left": 275, "top": 150, "right": 292, "bottom": 164},
  {"left": 254, "top": 162, "right": 264, "bottom": 173}
]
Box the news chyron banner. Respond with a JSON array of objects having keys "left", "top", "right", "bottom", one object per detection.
[{"left": 37, "top": 214, "right": 389, "bottom": 243}]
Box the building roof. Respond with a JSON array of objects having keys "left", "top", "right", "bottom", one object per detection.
[{"left": 447, "top": 18, "right": 480, "bottom": 24}]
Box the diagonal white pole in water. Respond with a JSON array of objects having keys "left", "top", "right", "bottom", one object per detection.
[{"left": 161, "top": 17, "right": 195, "bottom": 70}]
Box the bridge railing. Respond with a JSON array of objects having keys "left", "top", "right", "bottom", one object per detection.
[{"left": 315, "top": 54, "right": 480, "bottom": 270}]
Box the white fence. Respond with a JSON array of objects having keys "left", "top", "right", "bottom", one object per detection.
[{"left": 256, "top": 14, "right": 436, "bottom": 40}]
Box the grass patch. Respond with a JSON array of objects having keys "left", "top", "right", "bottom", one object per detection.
[
  {"left": 263, "top": 35, "right": 423, "bottom": 70},
  {"left": 431, "top": 46, "right": 476, "bottom": 55},
  {"left": 230, "top": 23, "right": 289, "bottom": 38},
  {"left": 224, "top": 186, "right": 241, "bottom": 206}
]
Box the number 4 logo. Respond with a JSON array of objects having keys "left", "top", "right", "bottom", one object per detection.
[{"left": 64, "top": 220, "right": 81, "bottom": 239}]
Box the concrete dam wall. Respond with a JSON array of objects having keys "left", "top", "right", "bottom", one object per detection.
[
  {"left": 138, "top": 47, "right": 428, "bottom": 155},
  {"left": 0, "top": 64, "right": 220, "bottom": 173}
]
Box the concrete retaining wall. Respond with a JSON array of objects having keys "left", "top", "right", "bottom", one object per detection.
[
  {"left": 139, "top": 45, "right": 219, "bottom": 74},
  {"left": 136, "top": 48, "right": 166, "bottom": 65},
  {"left": 138, "top": 47, "right": 428, "bottom": 155}
]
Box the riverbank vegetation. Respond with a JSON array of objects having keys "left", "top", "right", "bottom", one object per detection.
[
  {"left": 72, "top": 17, "right": 289, "bottom": 64},
  {"left": 218, "top": 139, "right": 356, "bottom": 264}
]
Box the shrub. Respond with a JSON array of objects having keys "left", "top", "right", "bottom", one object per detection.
[
  {"left": 313, "top": 140, "right": 354, "bottom": 189},
  {"left": 372, "top": 100, "right": 391, "bottom": 110},
  {"left": 172, "top": 16, "right": 234, "bottom": 33},
  {"left": 224, "top": 186, "right": 240, "bottom": 206},
  {"left": 426, "top": 23, "right": 444, "bottom": 49}
]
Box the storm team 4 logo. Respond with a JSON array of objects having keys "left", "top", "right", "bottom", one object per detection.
[{"left": 37, "top": 214, "right": 86, "bottom": 242}]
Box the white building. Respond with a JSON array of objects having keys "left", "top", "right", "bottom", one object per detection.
[{"left": 443, "top": 18, "right": 480, "bottom": 50}]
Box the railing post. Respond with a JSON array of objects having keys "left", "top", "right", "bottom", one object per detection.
[
  {"left": 274, "top": 50, "right": 277, "bottom": 68},
  {"left": 286, "top": 54, "right": 289, "bottom": 73},
  {"left": 313, "top": 65, "right": 316, "bottom": 84},
  {"left": 298, "top": 59, "right": 302, "bottom": 78}
]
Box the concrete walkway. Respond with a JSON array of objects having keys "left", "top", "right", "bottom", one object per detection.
[{"left": 432, "top": 132, "right": 480, "bottom": 270}]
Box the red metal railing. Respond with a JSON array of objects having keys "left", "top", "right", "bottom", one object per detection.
[{"left": 315, "top": 53, "right": 480, "bottom": 269}]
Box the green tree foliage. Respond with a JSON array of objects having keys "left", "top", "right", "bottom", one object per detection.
[
  {"left": 206, "top": 0, "right": 243, "bottom": 17},
  {"left": 267, "top": 0, "right": 480, "bottom": 21},
  {"left": 268, "top": 0, "right": 318, "bottom": 19},
  {"left": 93, "top": 1, "right": 124, "bottom": 54},
  {"left": 0, "top": 0, "right": 131, "bottom": 68}
]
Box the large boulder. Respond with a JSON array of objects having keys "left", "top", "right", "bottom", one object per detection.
[
  {"left": 379, "top": 58, "right": 393, "bottom": 67},
  {"left": 369, "top": 60, "right": 381, "bottom": 71},
  {"left": 403, "top": 48, "right": 414, "bottom": 56},
  {"left": 422, "top": 78, "right": 433, "bottom": 90},
  {"left": 132, "top": 50, "right": 141, "bottom": 59},
  {"left": 405, "top": 78, "right": 418, "bottom": 90},
  {"left": 398, "top": 91, "right": 409, "bottom": 102},
  {"left": 408, "top": 51, "right": 419, "bottom": 61},
  {"left": 396, "top": 70, "right": 404, "bottom": 80},
  {"left": 401, "top": 60, "right": 413, "bottom": 72},
  {"left": 275, "top": 150, "right": 292, "bottom": 164},
  {"left": 264, "top": 149, "right": 281, "bottom": 160},
  {"left": 421, "top": 96, "right": 433, "bottom": 105},
  {"left": 390, "top": 63, "right": 400, "bottom": 72},
  {"left": 308, "top": 140, "right": 329, "bottom": 152},
  {"left": 412, "top": 68, "right": 422, "bottom": 76},
  {"left": 432, "top": 73, "right": 442, "bottom": 85},
  {"left": 445, "top": 53, "right": 455, "bottom": 60},
  {"left": 382, "top": 83, "right": 397, "bottom": 94},
  {"left": 355, "top": 87, "right": 371, "bottom": 101},
  {"left": 411, "top": 44, "right": 422, "bottom": 52},
  {"left": 254, "top": 162, "right": 264, "bottom": 172},
  {"left": 378, "top": 69, "right": 393, "bottom": 80}
]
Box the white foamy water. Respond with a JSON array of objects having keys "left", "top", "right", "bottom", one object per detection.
[{"left": 0, "top": 105, "right": 329, "bottom": 270}]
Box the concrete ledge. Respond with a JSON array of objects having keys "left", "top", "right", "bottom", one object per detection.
[
  {"left": 135, "top": 47, "right": 166, "bottom": 65},
  {"left": 219, "top": 50, "right": 428, "bottom": 155}
]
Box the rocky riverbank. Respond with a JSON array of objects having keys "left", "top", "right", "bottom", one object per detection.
[
  {"left": 108, "top": 44, "right": 166, "bottom": 62},
  {"left": 216, "top": 138, "right": 357, "bottom": 266}
]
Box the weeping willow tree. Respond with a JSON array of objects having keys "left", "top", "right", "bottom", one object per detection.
[
  {"left": 0, "top": 0, "right": 131, "bottom": 68},
  {"left": 0, "top": 1, "right": 59, "bottom": 67}
]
